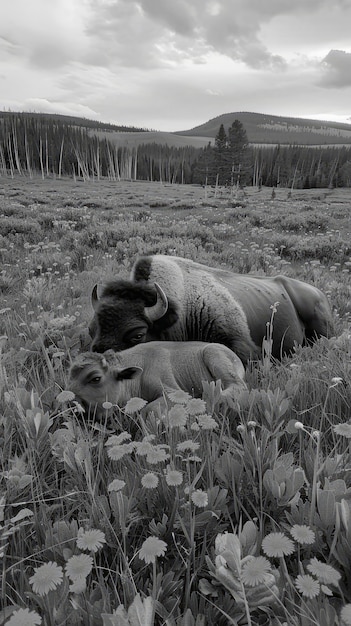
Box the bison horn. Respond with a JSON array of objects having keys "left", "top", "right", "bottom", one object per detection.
[
  {"left": 91, "top": 284, "right": 104, "bottom": 311},
  {"left": 144, "top": 283, "right": 168, "bottom": 322}
]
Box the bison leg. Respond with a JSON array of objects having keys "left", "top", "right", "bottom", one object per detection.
[{"left": 202, "top": 344, "right": 247, "bottom": 407}]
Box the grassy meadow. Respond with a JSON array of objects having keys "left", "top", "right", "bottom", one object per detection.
[{"left": 0, "top": 177, "right": 351, "bottom": 626}]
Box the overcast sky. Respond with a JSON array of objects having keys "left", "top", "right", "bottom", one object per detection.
[{"left": 1, "top": 0, "right": 351, "bottom": 132}]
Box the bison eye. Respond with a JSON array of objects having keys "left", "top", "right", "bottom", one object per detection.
[
  {"left": 89, "top": 376, "right": 102, "bottom": 384},
  {"left": 129, "top": 331, "right": 147, "bottom": 344}
]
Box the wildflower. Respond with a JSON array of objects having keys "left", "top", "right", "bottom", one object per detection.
[
  {"left": 77, "top": 528, "right": 106, "bottom": 553},
  {"left": 261, "top": 532, "right": 295, "bottom": 557},
  {"left": 186, "top": 398, "right": 207, "bottom": 415},
  {"left": 135, "top": 439, "right": 154, "bottom": 456},
  {"left": 102, "top": 401, "right": 113, "bottom": 410},
  {"left": 167, "top": 390, "right": 191, "bottom": 404},
  {"left": 331, "top": 377, "right": 343, "bottom": 386},
  {"left": 141, "top": 472, "right": 159, "bottom": 489},
  {"left": 69, "top": 577, "right": 87, "bottom": 594},
  {"left": 139, "top": 536, "right": 167, "bottom": 564},
  {"left": 56, "top": 390, "right": 75, "bottom": 403},
  {"left": 124, "top": 397, "right": 148, "bottom": 413},
  {"left": 290, "top": 525, "right": 315, "bottom": 545},
  {"left": 65, "top": 554, "right": 93, "bottom": 581},
  {"left": 334, "top": 423, "right": 351, "bottom": 438},
  {"left": 295, "top": 574, "right": 320, "bottom": 599},
  {"left": 294, "top": 421, "right": 305, "bottom": 431},
  {"left": 165, "top": 467, "right": 183, "bottom": 486},
  {"left": 6, "top": 608, "right": 42, "bottom": 625},
  {"left": 106, "top": 432, "right": 132, "bottom": 446},
  {"left": 29, "top": 561, "right": 63, "bottom": 596},
  {"left": 196, "top": 414, "right": 218, "bottom": 430},
  {"left": 168, "top": 405, "right": 188, "bottom": 428},
  {"left": 191, "top": 489, "right": 208, "bottom": 508},
  {"left": 146, "top": 446, "right": 170, "bottom": 464},
  {"left": 340, "top": 604, "right": 351, "bottom": 624},
  {"left": 307, "top": 558, "right": 341, "bottom": 585},
  {"left": 106, "top": 443, "right": 134, "bottom": 461},
  {"left": 176, "top": 440, "right": 200, "bottom": 453},
  {"left": 241, "top": 556, "right": 272, "bottom": 587}
]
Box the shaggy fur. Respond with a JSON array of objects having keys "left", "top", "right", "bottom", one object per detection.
[{"left": 90, "top": 254, "right": 334, "bottom": 364}]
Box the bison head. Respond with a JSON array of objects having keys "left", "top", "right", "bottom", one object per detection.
[
  {"left": 68, "top": 350, "right": 142, "bottom": 416},
  {"left": 89, "top": 279, "right": 178, "bottom": 353}
]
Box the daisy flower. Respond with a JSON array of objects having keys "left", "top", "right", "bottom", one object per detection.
[
  {"left": 124, "top": 397, "right": 148, "bottom": 414},
  {"left": 334, "top": 423, "right": 351, "bottom": 438},
  {"left": 241, "top": 556, "right": 272, "bottom": 587},
  {"left": 65, "top": 554, "right": 93, "bottom": 581},
  {"left": 168, "top": 405, "right": 188, "bottom": 428},
  {"left": 167, "top": 390, "right": 191, "bottom": 404},
  {"left": 135, "top": 440, "right": 154, "bottom": 456},
  {"left": 196, "top": 414, "right": 218, "bottom": 430},
  {"left": 29, "top": 561, "right": 63, "bottom": 596},
  {"left": 176, "top": 440, "right": 200, "bottom": 453},
  {"left": 146, "top": 446, "right": 170, "bottom": 464},
  {"left": 69, "top": 577, "right": 87, "bottom": 594},
  {"left": 141, "top": 472, "right": 159, "bottom": 489},
  {"left": 340, "top": 604, "right": 351, "bottom": 624},
  {"left": 165, "top": 467, "right": 183, "bottom": 486},
  {"left": 261, "top": 532, "right": 295, "bottom": 558},
  {"left": 191, "top": 489, "right": 208, "bottom": 508},
  {"left": 295, "top": 574, "right": 320, "bottom": 599},
  {"left": 307, "top": 558, "right": 341, "bottom": 585},
  {"left": 290, "top": 525, "right": 315, "bottom": 545},
  {"left": 56, "top": 390, "right": 75, "bottom": 403},
  {"left": 105, "top": 432, "right": 132, "bottom": 446},
  {"left": 108, "top": 478, "right": 126, "bottom": 492},
  {"left": 186, "top": 398, "right": 207, "bottom": 416},
  {"left": 139, "top": 536, "right": 167, "bottom": 564},
  {"left": 6, "top": 608, "right": 42, "bottom": 625},
  {"left": 77, "top": 528, "right": 106, "bottom": 553},
  {"left": 106, "top": 443, "right": 134, "bottom": 461}
]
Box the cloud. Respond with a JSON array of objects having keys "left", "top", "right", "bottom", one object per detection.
[
  {"left": 6, "top": 98, "right": 100, "bottom": 119},
  {"left": 320, "top": 50, "right": 351, "bottom": 87}
]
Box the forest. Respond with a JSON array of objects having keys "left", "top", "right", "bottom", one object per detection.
[{"left": 1, "top": 112, "right": 351, "bottom": 188}]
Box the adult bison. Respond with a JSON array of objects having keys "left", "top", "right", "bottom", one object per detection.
[
  {"left": 69, "top": 341, "right": 247, "bottom": 416},
  {"left": 89, "top": 255, "right": 333, "bottom": 364}
]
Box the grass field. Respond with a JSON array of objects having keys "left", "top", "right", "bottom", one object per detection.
[{"left": 0, "top": 177, "right": 351, "bottom": 626}]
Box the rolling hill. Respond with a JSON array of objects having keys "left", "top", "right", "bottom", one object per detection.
[
  {"left": 2, "top": 110, "right": 351, "bottom": 147},
  {"left": 176, "top": 111, "right": 351, "bottom": 145}
]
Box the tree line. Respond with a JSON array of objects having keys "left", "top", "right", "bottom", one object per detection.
[{"left": 1, "top": 112, "right": 351, "bottom": 187}]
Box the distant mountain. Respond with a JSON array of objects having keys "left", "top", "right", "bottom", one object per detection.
[{"left": 176, "top": 111, "right": 351, "bottom": 145}]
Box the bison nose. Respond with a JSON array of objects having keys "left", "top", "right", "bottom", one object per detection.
[{"left": 91, "top": 340, "right": 106, "bottom": 353}]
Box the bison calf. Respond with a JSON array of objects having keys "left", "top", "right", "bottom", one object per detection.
[{"left": 68, "top": 341, "right": 247, "bottom": 416}]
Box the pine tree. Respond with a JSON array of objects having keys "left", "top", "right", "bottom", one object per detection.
[{"left": 227, "top": 120, "right": 250, "bottom": 186}]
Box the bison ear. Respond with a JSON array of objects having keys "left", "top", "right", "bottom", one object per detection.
[{"left": 114, "top": 366, "right": 143, "bottom": 381}]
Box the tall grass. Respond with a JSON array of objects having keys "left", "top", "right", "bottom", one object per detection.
[{"left": 0, "top": 178, "right": 350, "bottom": 625}]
